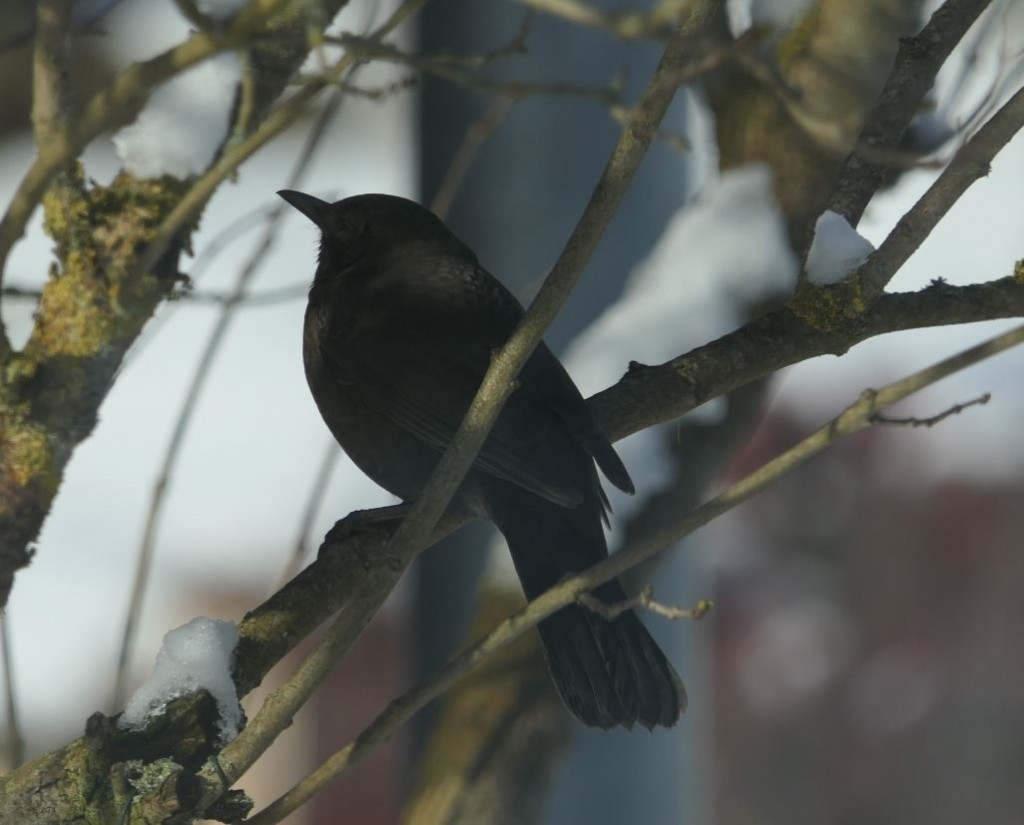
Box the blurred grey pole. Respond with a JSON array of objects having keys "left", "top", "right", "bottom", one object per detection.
[{"left": 415, "top": 3, "right": 700, "bottom": 823}]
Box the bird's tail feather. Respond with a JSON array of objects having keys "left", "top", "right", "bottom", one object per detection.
[
  {"left": 536, "top": 594, "right": 686, "bottom": 729},
  {"left": 485, "top": 481, "right": 686, "bottom": 730}
]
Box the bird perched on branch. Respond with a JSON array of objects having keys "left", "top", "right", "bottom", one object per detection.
[{"left": 279, "top": 190, "right": 685, "bottom": 730}]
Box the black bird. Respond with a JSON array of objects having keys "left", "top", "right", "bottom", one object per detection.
[{"left": 280, "top": 190, "right": 685, "bottom": 730}]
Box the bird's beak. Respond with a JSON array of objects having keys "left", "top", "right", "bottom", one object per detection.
[{"left": 277, "top": 190, "right": 332, "bottom": 228}]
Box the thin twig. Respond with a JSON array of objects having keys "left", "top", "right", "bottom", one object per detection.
[
  {"left": 2, "top": 280, "right": 311, "bottom": 306},
  {"left": 272, "top": 442, "right": 341, "bottom": 593},
  {"left": 330, "top": 13, "right": 531, "bottom": 69},
  {"left": 219, "top": 11, "right": 720, "bottom": 820},
  {"left": 577, "top": 587, "right": 713, "bottom": 621},
  {"left": 870, "top": 391, "right": 991, "bottom": 428},
  {"left": 316, "top": 36, "right": 621, "bottom": 105},
  {"left": 430, "top": 97, "right": 515, "bottom": 218},
  {"left": 109, "top": 85, "right": 350, "bottom": 714},
  {"left": 1, "top": 612, "right": 24, "bottom": 769},
  {"left": 30, "top": 0, "right": 74, "bottom": 146},
  {"left": 245, "top": 324, "right": 1024, "bottom": 823}
]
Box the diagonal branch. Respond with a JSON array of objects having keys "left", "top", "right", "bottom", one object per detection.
[{"left": 30, "top": 0, "right": 74, "bottom": 147}]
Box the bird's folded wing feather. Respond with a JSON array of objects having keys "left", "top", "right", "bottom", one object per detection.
[{"left": 319, "top": 330, "right": 586, "bottom": 508}]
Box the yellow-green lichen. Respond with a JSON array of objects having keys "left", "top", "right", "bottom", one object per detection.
[
  {"left": 0, "top": 409, "right": 53, "bottom": 488},
  {"left": 36, "top": 262, "right": 115, "bottom": 358},
  {"left": 41, "top": 182, "right": 90, "bottom": 243},
  {"left": 788, "top": 274, "right": 867, "bottom": 331}
]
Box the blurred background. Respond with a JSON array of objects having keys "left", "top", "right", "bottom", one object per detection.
[{"left": 1, "top": 0, "right": 1022, "bottom": 823}]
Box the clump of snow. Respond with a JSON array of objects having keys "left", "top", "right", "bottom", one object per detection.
[
  {"left": 195, "top": 0, "right": 249, "bottom": 18},
  {"left": 121, "top": 616, "right": 242, "bottom": 742},
  {"left": 805, "top": 210, "right": 875, "bottom": 285},
  {"left": 113, "top": 52, "right": 241, "bottom": 179}
]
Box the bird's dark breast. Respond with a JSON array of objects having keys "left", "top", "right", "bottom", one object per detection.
[{"left": 302, "top": 340, "right": 447, "bottom": 504}]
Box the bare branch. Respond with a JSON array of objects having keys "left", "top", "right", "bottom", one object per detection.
[
  {"left": 324, "top": 33, "right": 621, "bottom": 105},
  {"left": 595, "top": 273, "right": 1024, "bottom": 444},
  {"left": 870, "top": 391, "right": 991, "bottom": 428},
  {"left": 577, "top": 586, "right": 713, "bottom": 621},
  {"left": 31, "top": 0, "right": 74, "bottom": 146},
  {"left": 430, "top": 97, "right": 515, "bottom": 219},
  {"left": 0, "top": 0, "right": 79, "bottom": 358}
]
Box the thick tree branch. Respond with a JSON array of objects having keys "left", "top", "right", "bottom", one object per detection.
[{"left": 594, "top": 274, "right": 1024, "bottom": 442}]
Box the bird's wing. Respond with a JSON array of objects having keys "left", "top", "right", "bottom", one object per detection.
[
  {"left": 321, "top": 321, "right": 586, "bottom": 509},
  {"left": 522, "top": 346, "right": 635, "bottom": 496}
]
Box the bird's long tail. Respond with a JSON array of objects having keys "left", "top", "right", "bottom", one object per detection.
[{"left": 485, "top": 482, "right": 686, "bottom": 730}]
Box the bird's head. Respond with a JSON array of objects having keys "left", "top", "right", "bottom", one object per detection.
[{"left": 277, "top": 191, "right": 464, "bottom": 277}]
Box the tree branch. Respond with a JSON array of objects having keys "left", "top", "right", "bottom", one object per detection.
[
  {"left": 593, "top": 274, "right": 1024, "bottom": 442},
  {"left": 30, "top": 0, "right": 74, "bottom": 147}
]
